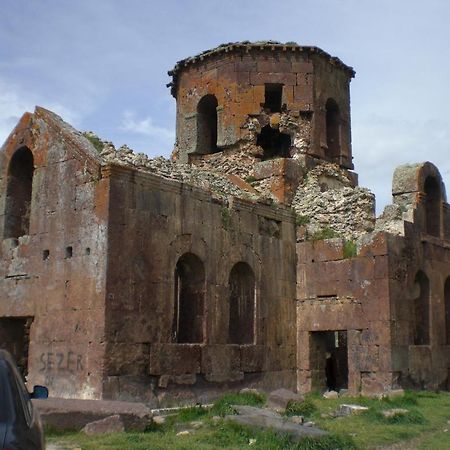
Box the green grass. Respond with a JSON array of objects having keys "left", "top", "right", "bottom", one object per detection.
[
  {"left": 83, "top": 132, "right": 104, "bottom": 153},
  {"left": 307, "top": 390, "right": 450, "bottom": 449},
  {"left": 343, "top": 240, "right": 357, "bottom": 258},
  {"left": 210, "top": 391, "right": 266, "bottom": 416},
  {"left": 46, "top": 391, "right": 450, "bottom": 450},
  {"left": 309, "top": 227, "right": 339, "bottom": 241},
  {"left": 284, "top": 398, "right": 317, "bottom": 418},
  {"left": 295, "top": 214, "right": 310, "bottom": 227}
]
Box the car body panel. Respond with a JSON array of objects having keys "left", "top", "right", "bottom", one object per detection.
[{"left": 0, "top": 350, "right": 45, "bottom": 450}]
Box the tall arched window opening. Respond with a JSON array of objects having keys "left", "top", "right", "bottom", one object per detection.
[
  {"left": 444, "top": 277, "right": 450, "bottom": 345},
  {"left": 172, "top": 253, "right": 205, "bottom": 343},
  {"left": 4, "top": 147, "right": 34, "bottom": 239},
  {"left": 413, "top": 271, "right": 430, "bottom": 345},
  {"left": 228, "top": 262, "right": 255, "bottom": 344},
  {"left": 424, "top": 176, "right": 441, "bottom": 237},
  {"left": 196, "top": 95, "right": 218, "bottom": 154},
  {"left": 325, "top": 98, "right": 340, "bottom": 162}
]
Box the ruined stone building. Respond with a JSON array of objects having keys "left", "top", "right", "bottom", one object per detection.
[{"left": 0, "top": 42, "right": 449, "bottom": 405}]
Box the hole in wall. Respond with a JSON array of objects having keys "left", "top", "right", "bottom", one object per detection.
[
  {"left": 65, "top": 246, "right": 73, "bottom": 259},
  {"left": 42, "top": 250, "right": 49, "bottom": 260},
  {"left": 257, "top": 125, "right": 291, "bottom": 160}
]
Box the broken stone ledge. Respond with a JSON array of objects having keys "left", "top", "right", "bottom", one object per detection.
[{"left": 32, "top": 398, "right": 152, "bottom": 431}]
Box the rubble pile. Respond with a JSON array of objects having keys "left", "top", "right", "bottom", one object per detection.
[
  {"left": 83, "top": 132, "right": 258, "bottom": 202},
  {"left": 291, "top": 163, "right": 376, "bottom": 239}
]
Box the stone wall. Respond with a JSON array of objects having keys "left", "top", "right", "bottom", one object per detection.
[
  {"left": 101, "top": 165, "right": 297, "bottom": 405},
  {"left": 296, "top": 235, "right": 394, "bottom": 395},
  {"left": 0, "top": 108, "right": 109, "bottom": 399}
]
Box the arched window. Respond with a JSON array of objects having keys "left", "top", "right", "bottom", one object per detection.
[
  {"left": 325, "top": 98, "right": 340, "bottom": 162},
  {"left": 445, "top": 277, "right": 450, "bottom": 345},
  {"left": 424, "top": 176, "right": 441, "bottom": 237},
  {"left": 196, "top": 95, "right": 218, "bottom": 154},
  {"left": 4, "top": 147, "right": 34, "bottom": 239},
  {"left": 172, "top": 253, "right": 205, "bottom": 343},
  {"left": 256, "top": 124, "right": 291, "bottom": 160},
  {"left": 413, "top": 271, "right": 430, "bottom": 345},
  {"left": 228, "top": 262, "right": 255, "bottom": 344}
]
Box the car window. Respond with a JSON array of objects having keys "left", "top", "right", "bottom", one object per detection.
[
  {"left": 9, "top": 361, "right": 33, "bottom": 426},
  {"left": 5, "top": 363, "right": 26, "bottom": 425},
  {"left": 0, "top": 360, "right": 14, "bottom": 423}
]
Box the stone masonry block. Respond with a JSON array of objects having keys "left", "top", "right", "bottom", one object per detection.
[
  {"left": 201, "top": 345, "right": 243, "bottom": 382},
  {"left": 149, "top": 344, "right": 201, "bottom": 376}
]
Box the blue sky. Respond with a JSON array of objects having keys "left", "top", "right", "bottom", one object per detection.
[{"left": 2, "top": 0, "right": 450, "bottom": 212}]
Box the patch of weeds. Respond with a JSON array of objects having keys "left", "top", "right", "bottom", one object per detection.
[
  {"left": 295, "top": 214, "right": 310, "bottom": 227},
  {"left": 143, "top": 420, "right": 166, "bottom": 433},
  {"left": 415, "top": 390, "right": 439, "bottom": 399},
  {"left": 295, "top": 433, "right": 360, "bottom": 450},
  {"left": 381, "top": 390, "right": 418, "bottom": 407},
  {"left": 176, "top": 404, "right": 209, "bottom": 422},
  {"left": 221, "top": 206, "right": 232, "bottom": 230},
  {"left": 309, "top": 227, "right": 339, "bottom": 241},
  {"left": 343, "top": 240, "right": 357, "bottom": 258},
  {"left": 83, "top": 132, "right": 104, "bottom": 153},
  {"left": 285, "top": 398, "right": 317, "bottom": 418},
  {"left": 210, "top": 392, "right": 266, "bottom": 417},
  {"left": 207, "top": 422, "right": 358, "bottom": 450},
  {"left": 44, "top": 425, "right": 78, "bottom": 436},
  {"left": 203, "top": 421, "right": 253, "bottom": 447},
  {"left": 245, "top": 175, "right": 257, "bottom": 184},
  {"left": 383, "top": 409, "right": 426, "bottom": 425}
]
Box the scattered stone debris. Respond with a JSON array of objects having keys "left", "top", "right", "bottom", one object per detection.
[
  {"left": 267, "top": 388, "right": 305, "bottom": 412},
  {"left": 225, "top": 404, "right": 327, "bottom": 440},
  {"left": 323, "top": 390, "right": 339, "bottom": 399},
  {"left": 33, "top": 398, "right": 152, "bottom": 431},
  {"left": 82, "top": 414, "right": 124, "bottom": 435},
  {"left": 176, "top": 430, "right": 191, "bottom": 436},
  {"left": 381, "top": 408, "right": 409, "bottom": 418},
  {"left": 338, "top": 404, "right": 369, "bottom": 416}
]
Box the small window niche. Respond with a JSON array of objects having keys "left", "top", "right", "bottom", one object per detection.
[
  {"left": 42, "top": 250, "right": 50, "bottom": 261},
  {"left": 65, "top": 246, "right": 73, "bottom": 259},
  {"left": 264, "top": 84, "right": 283, "bottom": 113}
]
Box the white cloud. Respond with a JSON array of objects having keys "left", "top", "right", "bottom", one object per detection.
[
  {"left": 0, "top": 78, "right": 80, "bottom": 145},
  {"left": 120, "top": 110, "right": 174, "bottom": 142},
  {"left": 353, "top": 114, "right": 450, "bottom": 213}
]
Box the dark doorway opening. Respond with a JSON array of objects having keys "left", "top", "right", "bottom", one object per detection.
[
  {"left": 172, "top": 253, "right": 205, "bottom": 343},
  {"left": 445, "top": 277, "right": 450, "bottom": 345},
  {"left": 325, "top": 98, "right": 341, "bottom": 162},
  {"left": 0, "top": 317, "right": 33, "bottom": 377},
  {"left": 4, "top": 147, "right": 34, "bottom": 239},
  {"left": 424, "top": 176, "right": 441, "bottom": 237},
  {"left": 228, "top": 262, "right": 255, "bottom": 344},
  {"left": 413, "top": 271, "right": 430, "bottom": 345},
  {"left": 196, "top": 95, "right": 218, "bottom": 154},
  {"left": 264, "top": 84, "right": 283, "bottom": 113},
  {"left": 257, "top": 125, "right": 291, "bottom": 160},
  {"left": 310, "top": 330, "right": 348, "bottom": 391}
]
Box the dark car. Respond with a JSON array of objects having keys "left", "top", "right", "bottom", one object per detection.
[{"left": 0, "top": 350, "right": 48, "bottom": 450}]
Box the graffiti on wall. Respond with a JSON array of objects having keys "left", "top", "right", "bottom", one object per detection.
[{"left": 39, "top": 351, "right": 84, "bottom": 373}]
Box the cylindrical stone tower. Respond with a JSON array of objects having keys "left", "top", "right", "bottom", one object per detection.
[{"left": 168, "top": 41, "right": 355, "bottom": 170}]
